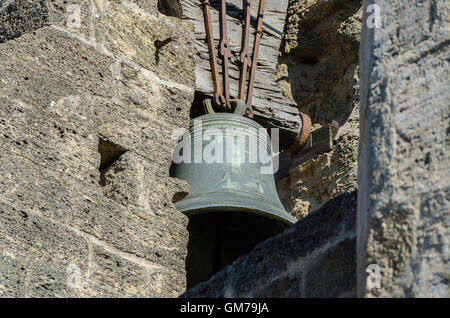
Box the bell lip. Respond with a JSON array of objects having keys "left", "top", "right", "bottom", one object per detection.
[{"left": 175, "top": 193, "right": 297, "bottom": 225}]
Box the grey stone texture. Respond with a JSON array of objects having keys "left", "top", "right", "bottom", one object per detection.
[
  {"left": 357, "top": 0, "right": 449, "bottom": 297},
  {"left": 276, "top": 0, "right": 362, "bottom": 219},
  {"left": 182, "top": 191, "right": 357, "bottom": 298},
  {"left": 2, "top": 0, "right": 448, "bottom": 299},
  {"left": 0, "top": 0, "right": 195, "bottom": 297}
]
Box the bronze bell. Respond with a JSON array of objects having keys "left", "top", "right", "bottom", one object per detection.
[
  {"left": 172, "top": 112, "right": 296, "bottom": 225},
  {"left": 171, "top": 107, "right": 297, "bottom": 287},
  {"left": 175, "top": 0, "right": 305, "bottom": 288}
]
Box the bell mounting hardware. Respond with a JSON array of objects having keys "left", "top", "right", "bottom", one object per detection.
[{"left": 200, "top": 0, "right": 266, "bottom": 118}]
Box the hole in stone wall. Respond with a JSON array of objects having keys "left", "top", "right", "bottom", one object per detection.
[
  {"left": 189, "top": 91, "right": 207, "bottom": 119},
  {"left": 189, "top": 91, "right": 230, "bottom": 120},
  {"left": 298, "top": 57, "right": 319, "bottom": 65},
  {"left": 186, "top": 212, "right": 287, "bottom": 289},
  {"left": 157, "top": 0, "right": 182, "bottom": 18},
  {"left": 98, "top": 138, "right": 127, "bottom": 185}
]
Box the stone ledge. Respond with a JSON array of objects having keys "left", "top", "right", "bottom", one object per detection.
[{"left": 181, "top": 190, "right": 357, "bottom": 298}]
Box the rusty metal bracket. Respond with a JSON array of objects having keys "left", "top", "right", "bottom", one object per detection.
[
  {"left": 244, "top": 0, "right": 266, "bottom": 118},
  {"left": 237, "top": 0, "right": 251, "bottom": 101},
  {"left": 154, "top": 37, "right": 175, "bottom": 49},
  {"left": 203, "top": 98, "right": 246, "bottom": 115},
  {"left": 286, "top": 112, "right": 312, "bottom": 154},
  {"left": 201, "top": 0, "right": 226, "bottom": 108},
  {"left": 200, "top": 0, "right": 266, "bottom": 119},
  {"left": 219, "top": 0, "right": 233, "bottom": 110}
]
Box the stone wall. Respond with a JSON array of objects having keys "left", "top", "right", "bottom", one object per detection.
[
  {"left": 276, "top": 0, "right": 362, "bottom": 219},
  {"left": 357, "top": 0, "right": 449, "bottom": 297},
  {"left": 2, "top": 0, "right": 448, "bottom": 299},
  {"left": 182, "top": 191, "right": 357, "bottom": 298},
  {"left": 0, "top": 0, "right": 195, "bottom": 297}
]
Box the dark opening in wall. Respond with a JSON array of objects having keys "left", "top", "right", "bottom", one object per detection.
[
  {"left": 0, "top": 0, "right": 49, "bottom": 44},
  {"left": 158, "top": 0, "right": 182, "bottom": 18},
  {"left": 98, "top": 138, "right": 127, "bottom": 185},
  {"left": 189, "top": 91, "right": 208, "bottom": 119},
  {"left": 186, "top": 212, "right": 286, "bottom": 289},
  {"left": 189, "top": 90, "right": 233, "bottom": 119}
]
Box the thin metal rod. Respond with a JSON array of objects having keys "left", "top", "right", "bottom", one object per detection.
[
  {"left": 245, "top": 0, "right": 266, "bottom": 118},
  {"left": 201, "top": 0, "right": 226, "bottom": 108},
  {"left": 219, "top": 0, "right": 232, "bottom": 109},
  {"left": 237, "top": 0, "right": 251, "bottom": 101}
]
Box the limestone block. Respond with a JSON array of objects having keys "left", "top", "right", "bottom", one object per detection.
[
  {"left": 0, "top": 0, "right": 195, "bottom": 297},
  {"left": 106, "top": 0, "right": 196, "bottom": 87},
  {"left": 0, "top": 202, "right": 89, "bottom": 297},
  {"left": 357, "top": 0, "right": 450, "bottom": 297}
]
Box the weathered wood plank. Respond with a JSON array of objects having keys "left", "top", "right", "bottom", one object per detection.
[
  {"left": 275, "top": 122, "right": 340, "bottom": 180},
  {"left": 181, "top": 0, "right": 302, "bottom": 144}
]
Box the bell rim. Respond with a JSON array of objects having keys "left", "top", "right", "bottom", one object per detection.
[{"left": 175, "top": 192, "right": 297, "bottom": 225}]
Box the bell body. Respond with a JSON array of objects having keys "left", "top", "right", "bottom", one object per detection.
[{"left": 172, "top": 112, "right": 296, "bottom": 225}]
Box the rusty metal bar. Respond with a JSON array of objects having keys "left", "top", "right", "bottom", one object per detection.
[
  {"left": 237, "top": 0, "right": 251, "bottom": 101},
  {"left": 219, "top": 0, "right": 232, "bottom": 109},
  {"left": 201, "top": 0, "right": 226, "bottom": 108},
  {"left": 245, "top": 0, "right": 266, "bottom": 118},
  {"left": 200, "top": 0, "right": 267, "bottom": 117}
]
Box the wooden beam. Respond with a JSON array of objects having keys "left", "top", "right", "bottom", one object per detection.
[{"left": 275, "top": 121, "right": 339, "bottom": 180}]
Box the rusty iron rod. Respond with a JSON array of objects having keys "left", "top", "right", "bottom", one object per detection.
[
  {"left": 219, "top": 0, "right": 232, "bottom": 109},
  {"left": 200, "top": 0, "right": 267, "bottom": 117},
  {"left": 245, "top": 0, "right": 266, "bottom": 118},
  {"left": 237, "top": 0, "right": 251, "bottom": 101},
  {"left": 201, "top": 0, "right": 226, "bottom": 108}
]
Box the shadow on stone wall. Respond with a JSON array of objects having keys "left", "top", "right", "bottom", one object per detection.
[
  {"left": 275, "top": 0, "right": 362, "bottom": 219},
  {"left": 158, "top": 0, "right": 182, "bottom": 18},
  {"left": 276, "top": 0, "right": 361, "bottom": 126},
  {"left": 182, "top": 191, "right": 357, "bottom": 298}
]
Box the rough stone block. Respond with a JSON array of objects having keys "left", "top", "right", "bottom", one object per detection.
[
  {"left": 304, "top": 238, "right": 356, "bottom": 297},
  {"left": 0, "top": 202, "right": 90, "bottom": 297},
  {"left": 105, "top": 0, "right": 196, "bottom": 87},
  {"left": 0, "top": 0, "right": 194, "bottom": 297},
  {"left": 358, "top": 0, "right": 450, "bottom": 297},
  {"left": 182, "top": 191, "right": 357, "bottom": 298},
  {"left": 275, "top": 0, "right": 361, "bottom": 219},
  {"left": 0, "top": 255, "right": 27, "bottom": 297}
]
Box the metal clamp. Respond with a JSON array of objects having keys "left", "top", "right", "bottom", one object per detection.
[
  {"left": 286, "top": 112, "right": 312, "bottom": 154},
  {"left": 200, "top": 0, "right": 267, "bottom": 118}
]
